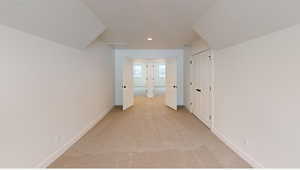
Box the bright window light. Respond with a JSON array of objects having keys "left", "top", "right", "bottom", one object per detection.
[
  {"left": 158, "top": 64, "right": 166, "bottom": 78},
  {"left": 133, "top": 64, "right": 143, "bottom": 78}
]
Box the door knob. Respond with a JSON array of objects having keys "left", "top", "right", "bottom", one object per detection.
[
  {"left": 173, "top": 85, "right": 177, "bottom": 88},
  {"left": 123, "top": 85, "right": 127, "bottom": 89},
  {"left": 196, "top": 89, "right": 202, "bottom": 92}
]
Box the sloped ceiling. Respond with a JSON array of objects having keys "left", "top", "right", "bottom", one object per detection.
[
  {"left": 82, "top": 0, "right": 216, "bottom": 49},
  {"left": 0, "top": 0, "right": 105, "bottom": 49},
  {"left": 193, "top": 0, "right": 300, "bottom": 49},
  {"left": 2, "top": 0, "right": 300, "bottom": 50}
]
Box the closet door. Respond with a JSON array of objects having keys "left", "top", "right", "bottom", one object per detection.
[
  {"left": 198, "top": 51, "right": 211, "bottom": 127},
  {"left": 192, "top": 51, "right": 212, "bottom": 128}
]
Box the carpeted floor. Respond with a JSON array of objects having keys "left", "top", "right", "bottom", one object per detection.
[{"left": 49, "top": 96, "right": 250, "bottom": 168}]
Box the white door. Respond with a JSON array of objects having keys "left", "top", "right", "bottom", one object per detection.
[
  {"left": 165, "top": 58, "right": 177, "bottom": 110},
  {"left": 123, "top": 57, "right": 134, "bottom": 110},
  {"left": 192, "top": 51, "right": 212, "bottom": 127}
]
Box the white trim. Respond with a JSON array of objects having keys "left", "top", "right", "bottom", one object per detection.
[
  {"left": 36, "top": 106, "right": 114, "bottom": 168},
  {"left": 209, "top": 50, "right": 215, "bottom": 130},
  {"left": 212, "top": 128, "right": 264, "bottom": 168},
  {"left": 191, "top": 48, "right": 210, "bottom": 56},
  {"left": 193, "top": 112, "right": 211, "bottom": 129}
]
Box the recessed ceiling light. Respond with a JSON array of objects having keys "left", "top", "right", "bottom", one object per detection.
[{"left": 147, "top": 38, "right": 153, "bottom": 41}]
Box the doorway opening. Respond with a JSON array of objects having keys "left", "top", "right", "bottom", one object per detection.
[
  {"left": 122, "top": 57, "right": 178, "bottom": 111},
  {"left": 133, "top": 59, "right": 166, "bottom": 98}
]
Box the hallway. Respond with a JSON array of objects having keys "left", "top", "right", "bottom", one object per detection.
[{"left": 50, "top": 96, "right": 250, "bottom": 168}]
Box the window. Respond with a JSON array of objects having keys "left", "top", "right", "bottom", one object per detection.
[
  {"left": 133, "top": 64, "right": 143, "bottom": 78},
  {"left": 158, "top": 64, "right": 166, "bottom": 78}
]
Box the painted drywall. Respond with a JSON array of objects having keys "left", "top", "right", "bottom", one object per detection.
[
  {"left": 193, "top": 0, "right": 300, "bottom": 49},
  {"left": 115, "top": 49, "right": 184, "bottom": 105},
  {"left": 0, "top": 0, "right": 105, "bottom": 49},
  {"left": 0, "top": 24, "right": 114, "bottom": 168},
  {"left": 191, "top": 38, "right": 209, "bottom": 55},
  {"left": 214, "top": 24, "right": 300, "bottom": 168}
]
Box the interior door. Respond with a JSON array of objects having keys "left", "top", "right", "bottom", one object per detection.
[
  {"left": 192, "top": 51, "right": 212, "bottom": 127},
  {"left": 165, "top": 58, "right": 177, "bottom": 110},
  {"left": 123, "top": 57, "right": 134, "bottom": 110},
  {"left": 199, "top": 51, "right": 211, "bottom": 127}
]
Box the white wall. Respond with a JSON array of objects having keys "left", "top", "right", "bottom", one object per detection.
[
  {"left": 213, "top": 24, "right": 300, "bottom": 168},
  {"left": 115, "top": 49, "right": 184, "bottom": 105},
  {"left": 191, "top": 38, "right": 209, "bottom": 55},
  {"left": 0, "top": 24, "right": 114, "bottom": 168}
]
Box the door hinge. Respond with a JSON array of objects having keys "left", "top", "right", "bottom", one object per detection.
[
  {"left": 190, "top": 82, "right": 193, "bottom": 86},
  {"left": 208, "top": 56, "right": 212, "bottom": 61},
  {"left": 190, "top": 60, "right": 193, "bottom": 64},
  {"left": 209, "top": 85, "right": 212, "bottom": 92},
  {"left": 209, "top": 115, "right": 212, "bottom": 120}
]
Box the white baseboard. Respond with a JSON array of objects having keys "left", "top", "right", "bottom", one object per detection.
[
  {"left": 36, "top": 106, "right": 114, "bottom": 168},
  {"left": 212, "top": 128, "right": 264, "bottom": 168},
  {"left": 191, "top": 112, "right": 211, "bottom": 129}
]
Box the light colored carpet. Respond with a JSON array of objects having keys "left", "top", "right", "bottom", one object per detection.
[{"left": 49, "top": 96, "right": 251, "bottom": 168}]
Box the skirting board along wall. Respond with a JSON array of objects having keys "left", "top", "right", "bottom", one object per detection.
[
  {"left": 212, "top": 128, "right": 264, "bottom": 168},
  {"left": 0, "top": 24, "right": 114, "bottom": 167},
  {"left": 213, "top": 23, "right": 300, "bottom": 167},
  {"left": 36, "top": 106, "right": 114, "bottom": 168}
]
